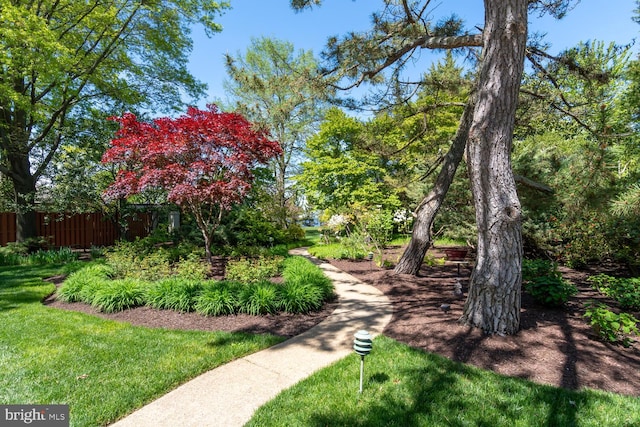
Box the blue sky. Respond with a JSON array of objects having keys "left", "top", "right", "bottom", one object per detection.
[{"left": 188, "top": 0, "right": 639, "bottom": 107}]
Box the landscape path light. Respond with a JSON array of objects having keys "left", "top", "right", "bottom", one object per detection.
[
  {"left": 353, "top": 330, "right": 372, "bottom": 393},
  {"left": 367, "top": 252, "right": 374, "bottom": 271}
]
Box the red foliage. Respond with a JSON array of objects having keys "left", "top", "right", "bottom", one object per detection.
[{"left": 102, "top": 105, "right": 282, "bottom": 210}]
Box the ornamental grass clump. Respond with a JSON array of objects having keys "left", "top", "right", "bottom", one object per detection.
[
  {"left": 278, "top": 281, "right": 325, "bottom": 314},
  {"left": 282, "top": 256, "right": 334, "bottom": 300},
  {"left": 57, "top": 263, "right": 115, "bottom": 303},
  {"left": 90, "top": 279, "right": 147, "bottom": 313},
  {"left": 239, "top": 282, "right": 279, "bottom": 315},
  {"left": 195, "top": 281, "right": 242, "bottom": 316},
  {"left": 146, "top": 277, "right": 203, "bottom": 312}
]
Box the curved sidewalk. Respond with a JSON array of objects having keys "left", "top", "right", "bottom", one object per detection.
[{"left": 111, "top": 249, "right": 393, "bottom": 427}]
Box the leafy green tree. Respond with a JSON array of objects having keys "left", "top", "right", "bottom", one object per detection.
[
  {"left": 298, "top": 108, "right": 398, "bottom": 215},
  {"left": 224, "top": 37, "right": 332, "bottom": 227},
  {"left": 0, "top": 0, "right": 228, "bottom": 241}
]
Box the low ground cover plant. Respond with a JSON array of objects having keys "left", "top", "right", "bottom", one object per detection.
[
  {"left": 522, "top": 259, "right": 577, "bottom": 307},
  {"left": 584, "top": 302, "right": 639, "bottom": 347},
  {"left": 587, "top": 274, "right": 640, "bottom": 311}
]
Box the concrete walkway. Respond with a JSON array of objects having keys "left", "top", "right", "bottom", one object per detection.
[{"left": 111, "top": 249, "right": 393, "bottom": 427}]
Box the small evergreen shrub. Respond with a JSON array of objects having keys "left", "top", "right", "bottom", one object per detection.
[
  {"left": 584, "top": 302, "right": 639, "bottom": 347},
  {"left": 195, "top": 281, "right": 241, "bottom": 316},
  {"left": 91, "top": 279, "right": 147, "bottom": 313},
  {"left": 146, "top": 278, "right": 203, "bottom": 312},
  {"left": 588, "top": 274, "right": 640, "bottom": 311}
]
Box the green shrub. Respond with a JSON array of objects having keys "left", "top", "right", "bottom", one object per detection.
[
  {"left": 146, "top": 278, "right": 203, "bottom": 312},
  {"left": 522, "top": 259, "right": 558, "bottom": 282},
  {"left": 584, "top": 302, "right": 639, "bottom": 347},
  {"left": 285, "top": 223, "right": 306, "bottom": 242},
  {"left": 175, "top": 254, "right": 210, "bottom": 281},
  {"left": 588, "top": 274, "right": 640, "bottom": 311},
  {"left": 195, "top": 281, "right": 241, "bottom": 316},
  {"left": 90, "top": 246, "right": 105, "bottom": 260},
  {"left": 91, "top": 279, "right": 147, "bottom": 313},
  {"left": 58, "top": 264, "right": 114, "bottom": 303},
  {"left": 105, "top": 240, "right": 173, "bottom": 280},
  {"left": 362, "top": 209, "right": 394, "bottom": 248},
  {"left": 522, "top": 258, "right": 576, "bottom": 307},
  {"left": 239, "top": 282, "right": 279, "bottom": 315},
  {"left": 135, "top": 249, "right": 172, "bottom": 281},
  {"left": 524, "top": 275, "right": 577, "bottom": 307},
  {"left": 226, "top": 256, "right": 283, "bottom": 283}
]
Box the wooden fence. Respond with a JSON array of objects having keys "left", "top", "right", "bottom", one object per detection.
[{"left": 0, "top": 212, "right": 152, "bottom": 248}]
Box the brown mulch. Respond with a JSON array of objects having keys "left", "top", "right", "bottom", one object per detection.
[{"left": 44, "top": 248, "right": 640, "bottom": 397}]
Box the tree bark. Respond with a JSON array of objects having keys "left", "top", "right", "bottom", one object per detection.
[
  {"left": 394, "top": 96, "right": 475, "bottom": 275},
  {"left": 3, "top": 128, "right": 38, "bottom": 242},
  {"left": 459, "top": 0, "right": 528, "bottom": 335}
]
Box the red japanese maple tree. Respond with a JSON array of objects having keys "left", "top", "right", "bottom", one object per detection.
[{"left": 102, "top": 105, "right": 282, "bottom": 259}]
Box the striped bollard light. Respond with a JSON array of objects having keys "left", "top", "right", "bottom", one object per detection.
[{"left": 353, "top": 330, "right": 372, "bottom": 393}]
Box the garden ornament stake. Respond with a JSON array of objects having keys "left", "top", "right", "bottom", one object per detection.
[{"left": 353, "top": 330, "right": 372, "bottom": 393}]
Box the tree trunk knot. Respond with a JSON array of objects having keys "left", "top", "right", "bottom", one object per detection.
[{"left": 504, "top": 206, "right": 519, "bottom": 220}]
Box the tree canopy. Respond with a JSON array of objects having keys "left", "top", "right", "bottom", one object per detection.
[
  {"left": 0, "top": 0, "right": 228, "bottom": 240},
  {"left": 224, "top": 37, "right": 332, "bottom": 226}
]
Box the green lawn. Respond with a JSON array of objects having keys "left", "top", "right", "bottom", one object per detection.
[
  {"left": 0, "top": 263, "right": 284, "bottom": 427},
  {"left": 248, "top": 335, "right": 640, "bottom": 427}
]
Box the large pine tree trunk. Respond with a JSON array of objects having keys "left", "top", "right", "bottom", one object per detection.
[
  {"left": 459, "top": 0, "right": 527, "bottom": 335},
  {"left": 394, "top": 97, "right": 475, "bottom": 275}
]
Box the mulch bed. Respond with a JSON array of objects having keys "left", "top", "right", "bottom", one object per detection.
[{"left": 44, "top": 247, "right": 640, "bottom": 397}]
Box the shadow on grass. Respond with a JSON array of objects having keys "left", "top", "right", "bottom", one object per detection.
[
  {"left": 284, "top": 339, "right": 635, "bottom": 427},
  {"left": 0, "top": 264, "right": 61, "bottom": 311}
]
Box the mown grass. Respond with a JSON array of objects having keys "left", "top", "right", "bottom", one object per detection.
[
  {"left": 248, "top": 335, "right": 640, "bottom": 427},
  {"left": 0, "top": 263, "right": 284, "bottom": 427}
]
